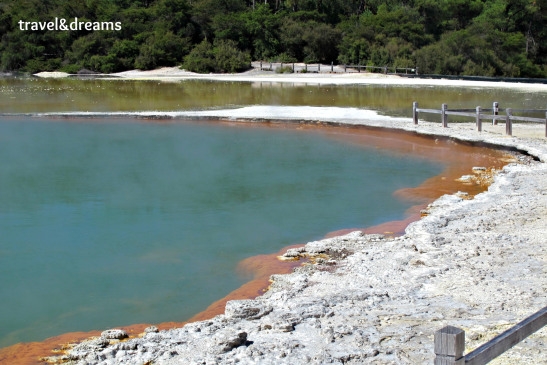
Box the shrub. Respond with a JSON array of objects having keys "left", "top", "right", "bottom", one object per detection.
[
  {"left": 274, "top": 52, "right": 298, "bottom": 63},
  {"left": 213, "top": 39, "right": 251, "bottom": 73},
  {"left": 275, "top": 65, "right": 293, "bottom": 73},
  {"left": 182, "top": 40, "right": 216, "bottom": 73},
  {"left": 135, "top": 32, "right": 190, "bottom": 70},
  {"left": 60, "top": 64, "right": 82, "bottom": 74},
  {"left": 183, "top": 39, "right": 250, "bottom": 73}
]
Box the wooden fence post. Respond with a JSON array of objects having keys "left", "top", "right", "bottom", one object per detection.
[
  {"left": 384, "top": 65, "right": 388, "bottom": 74},
  {"left": 413, "top": 102, "right": 419, "bottom": 125},
  {"left": 476, "top": 106, "right": 482, "bottom": 132},
  {"left": 305, "top": 63, "right": 308, "bottom": 72},
  {"left": 292, "top": 63, "right": 295, "bottom": 72},
  {"left": 331, "top": 61, "right": 333, "bottom": 72},
  {"left": 434, "top": 326, "right": 465, "bottom": 364},
  {"left": 492, "top": 102, "right": 499, "bottom": 125},
  {"left": 415, "top": 67, "right": 419, "bottom": 75},
  {"left": 442, "top": 104, "right": 448, "bottom": 127},
  {"left": 506, "top": 108, "right": 513, "bottom": 136},
  {"left": 260, "top": 61, "right": 262, "bottom": 70},
  {"left": 344, "top": 65, "right": 347, "bottom": 72}
]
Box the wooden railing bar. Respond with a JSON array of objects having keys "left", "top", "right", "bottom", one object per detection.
[
  {"left": 509, "top": 116, "right": 545, "bottom": 123},
  {"left": 416, "top": 108, "right": 443, "bottom": 114},
  {"left": 445, "top": 111, "right": 476, "bottom": 117},
  {"left": 465, "top": 306, "right": 547, "bottom": 365},
  {"left": 511, "top": 108, "right": 547, "bottom": 113},
  {"left": 482, "top": 115, "right": 510, "bottom": 121},
  {"left": 434, "top": 306, "right": 547, "bottom": 365}
]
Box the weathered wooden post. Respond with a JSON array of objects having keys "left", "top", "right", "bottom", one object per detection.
[
  {"left": 292, "top": 63, "right": 295, "bottom": 72},
  {"left": 344, "top": 65, "right": 347, "bottom": 72},
  {"left": 384, "top": 65, "right": 388, "bottom": 74},
  {"left": 476, "top": 106, "right": 482, "bottom": 132},
  {"left": 442, "top": 104, "right": 448, "bottom": 127},
  {"left": 318, "top": 63, "right": 321, "bottom": 72},
  {"left": 260, "top": 61, "right": 262, "bottom": 70},
  {"left": 434, "top": 326, "right": 465, "bottom": 364},
  {"left": 415, "top": 66, "right": 419, "bottom": 75},
  {"left": 331, "top": 61, "right": 333, "bottom": 72},
  {"left": 270, "top": 62, "right": 272, "bottom": 69},
  {"left": 492, "top": 102, "right": 499, "bottom": 125},
  {"left": 506, "top": 108, "right": 513, "bottom": 136},
  {"left": 305, "top": 63, "right": 308, "bottom": 72},
  {"left": 413, "top": 102, "right": 419, "bottom": 125}
]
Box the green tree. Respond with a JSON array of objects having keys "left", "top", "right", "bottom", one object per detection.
[
  {"left": 0, "top": 0, "right": 544, "bottom": 77},
  {"left": 213, "top": 39, "right": 251, "bottom": 72},
  {"left": 182, "top": 39, "right": 216, "bottom": 73},
  {"left": 135, "top": 31, "right": 190, "bottom": 70}
]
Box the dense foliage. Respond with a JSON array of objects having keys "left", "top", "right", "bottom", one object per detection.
[{"left": 0, "top": 0, "right": 545, "bottom": 77}]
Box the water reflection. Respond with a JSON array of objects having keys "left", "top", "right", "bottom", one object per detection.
[{"left": 0, "top": 78, "right": 544, "bottom": 120}]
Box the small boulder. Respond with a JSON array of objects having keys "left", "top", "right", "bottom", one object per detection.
[
  {"left": 225, "top": 300, "right": 272, "bottom": 320},
  {"left": 101, "top": 329, "right": 128, "bottom": 340},
  {"left": 280, "top": 247, "right": 306, "bottom": 260},
  {"left": 144, "top": 326, "right": 159, "bottom": 333},
  {"left": 456, "top": 175, "right": 475, "bottom": 182},
  {"left": 72, "top": 337, "right": 110, "bottom": 352},
  {"left": 215, "top": 330, "right": 248, "bottom": 352}
]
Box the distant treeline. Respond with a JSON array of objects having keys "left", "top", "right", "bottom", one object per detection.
[{"left": 0, "top": 0, "right": 545, "bottom": 77}]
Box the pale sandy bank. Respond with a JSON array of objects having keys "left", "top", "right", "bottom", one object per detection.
[{"left": 34, "top": 66, "right": 547, "bottom": 91}]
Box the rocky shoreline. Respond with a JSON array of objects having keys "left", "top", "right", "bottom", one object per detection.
[{"left": 50, "top": 118, "right": 546, "bottom": 365}]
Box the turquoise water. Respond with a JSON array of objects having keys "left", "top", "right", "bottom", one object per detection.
[{"left": 0, "top": 117, "right": 442, "bottom": 348}]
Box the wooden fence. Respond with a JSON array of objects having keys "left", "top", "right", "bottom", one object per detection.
[
  {"left": 434, "top": 306, "right": 546, "bottom": 364},
  {"left": 257, "top": 61, "right": 417, "bottom": 75},
  {"left": 343, "top": 65, "right": 417, "bottom": 74},
  {"left": 258, "top": 61, "right": 326, "bottom": 72},
  {"left": 413, "top": 101, "right": 547, "bottom": 137}
]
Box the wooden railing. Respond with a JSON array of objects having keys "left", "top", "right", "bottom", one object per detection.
[
  {"left": 343, "top": 65, "right": 417, "bottom": 74},
  {"left": 413, "top": 101, "right": 547, "bottom": 137},
  {"left": 255, "top": 61, "right": 417, "bottom": 75},
  {"left": 258, "top": 61, "right": 325, "bottom": 73},
  {"left": 434, "top": 306, "right": 546, "bottom": 364}
]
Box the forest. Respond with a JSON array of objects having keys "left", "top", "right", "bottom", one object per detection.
[{"left": 0, "top": 0, "right": 545, "bottom": 77}]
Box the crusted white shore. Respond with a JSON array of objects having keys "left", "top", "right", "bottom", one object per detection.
[
  {"left": 60, "top": 119, "right": 546, "bottom": 365},
  {"left": 110, "top": 66, "right": 547, "bottom": 91}
]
